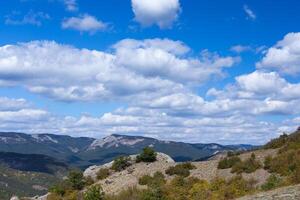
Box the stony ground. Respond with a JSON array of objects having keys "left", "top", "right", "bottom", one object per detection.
[
  {"left": 83, "top": 149, "right": 278, "bottom": 194},
  {"left": 237, "top": 184, "right": 300, "bottom": 200}
]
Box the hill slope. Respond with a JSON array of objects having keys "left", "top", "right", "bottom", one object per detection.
[{"left": 0, "top": 132, "right": 255, "bottom": 168}]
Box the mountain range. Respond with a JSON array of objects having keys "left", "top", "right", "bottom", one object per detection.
[{"left": 0, "top": 132, "right": 256, "bottom": 169}]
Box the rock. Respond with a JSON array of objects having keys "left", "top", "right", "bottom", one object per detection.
[
  {"left": 10, "top": 196, "right": 19, "bottom": 200},
  {"left": 236, "top": 184, "right": 300, "bottom": 200}
]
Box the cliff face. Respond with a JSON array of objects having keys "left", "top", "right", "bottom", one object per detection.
[{"left": 237, "top": 184, "right": 300, "bottom": 200}]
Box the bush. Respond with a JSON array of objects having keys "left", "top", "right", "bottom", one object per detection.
[
  {"left": 136, "top": 147, "right": 157, "bottom": 163},
  {"left": 111, "top": 156, "right": 131, "bottom": 172},
  {"left": 264, "top": 133, "right": 288, "bottom": 149},
  {"left": 231, "top": 153, "right": 261, "bottom": 174},
  {"left": 49, "top": 183, "right": 66, "bottom": 196},
  {"left": 165, "top": 163, "right": 196, "bottom": 177},
  {"left": 85, "top": 176, "right": 95, "bottom": 186},
  {"left": 138, "top": 172, "right": 165, "bottom": 187},
  {"left": 218, "top": 156, "right": 241, "bottom": 169},
  {"left": 67, "top": 170, "right": 85, "bottom": 190},
  {"left": 261, "top": 174, "right": 283, "bottom": 191},
  {"left": 97, "top": 168, "right": 110, "bottom": 180},
  {"left": 84, "top": 185, "right": 105, "bottom": 200}
]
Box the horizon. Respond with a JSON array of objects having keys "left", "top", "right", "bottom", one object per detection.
[{"left": 0, "top": 0, "right": 300, "bottom": 145}]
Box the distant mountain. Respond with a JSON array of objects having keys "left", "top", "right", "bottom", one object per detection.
[
  {"left": 0, "top": 151, "right": 69, "bottom": 200},
  {"left": 0, "top": 132, "right": 256, "bottom": 168}
]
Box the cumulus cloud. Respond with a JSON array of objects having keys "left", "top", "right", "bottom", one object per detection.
[
  {"left": 257, "top": 32, "right": 300, "bottom": 75},
  {"left": 0, "top": 39, "right": 235, "bottom": 102},
  {"left": 131, "top": 0, "right": 181, "bottom": 29},
  {"left": 5, "top": 11, "right": 50, "bottom": 26},
  {"left": 62, "top": 14, "right": 108, "bottom": 33}
]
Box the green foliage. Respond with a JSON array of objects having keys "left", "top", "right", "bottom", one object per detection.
[
  {"left": 261, "top": 174, "right": 283, "bottom": 191},
  {"left": 218, "top": 156, "right": 241, "bottom": 169},
  {"left": 136, "top": 147, "right": 157, "bottom": 163},
  {"left": 264, "top": 133, "right": 289, "bottom": 149},
  {"left": 111, "top": 156, "right": 131, "bottom": 172},
  {"left": 231, "top": 153, "right": 262, "bottom": 174},
  {"left": 49, "top": 182, "right": 67, "bottom": 196},
  {"left": 138, "top": 172, "right": 165, "bottom": 187},
  {"left": 227, "top": 151, "right": 241, "bottom": 157},
  {"left": 263, "top": 155, "right": 272, "bottom": 170},
  {"left": 84, "top": 185, "right": 104, "bottom": 200},
  {"left": 85, "top": 176, "right": 95, "bottom": 186},
  {"left": 165, "top": 163, "right": 196, "bottom": 177},
  {"left": 67, "top": 170, "right": 85, "bottom": 190},
  {"left": 97, "top": 168, "right": 110, "bottom": 180}
]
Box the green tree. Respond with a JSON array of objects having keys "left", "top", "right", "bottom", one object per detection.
[
  {"left": 84, "top": 185, "right": 105, "bottom": 200},
  {"left": 111, "top": 156, "right": 131, "bottom": 171},
  {"left": 68, "top": 170, "right": 85, "bottom": 190},
  {"left": 136, "top": 147, "right": 157, "bottom": 163}
]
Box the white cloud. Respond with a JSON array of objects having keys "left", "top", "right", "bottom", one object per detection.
[
  {"left": 257, "top": 32, "right": 300, "bottom": 75},
  {"left": 243, "top": 5, "right": 256, "bottom": 20},
  {"left": 64, "top": 0, "right": 78, "bottom": 12},
  {"left": 62, "top": 14, "right": 108, "bottom": 33},
  {"left": 5, "top": 11, "right": 50, "bottom": 26},
  {"left": 0, "top": 40, "right": 235, "bottom": 102},
  {"left": 230, "top": 45, "right": 252, "bottom": 53},
  {"left": 131, "top": 0, "right": 181, "bottom": 29}
]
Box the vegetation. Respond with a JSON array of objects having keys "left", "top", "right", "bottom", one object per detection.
[
  {"left": 262, "top": 129, "right": 300, "bottom": 185},
  {"left": 97, "top": 168, "right": 110, "bottom": 180},
  {"left": 231, "top": 153, "right": 262, "bottom": 174},
  {"left": 138, "top": 172, "right": 166, "bottom": 186},
  {"left": 111, "top": 156, "right": 131, "bottom": 172},
  {"left": 107, "top": 175, "right": 256, "bottom": 200},
  {"left": 136, "top": 147, "right": 157, "bottom": 163},
  {"left": 165, "top": 162, "right": 196, "bottom": 177},
  {"left": 217, "top": 156, "right": 241, "bottom": 169},
  {"left": 68, "top": 170, "right": 86, "bottom": 190},
  {"left": 84, "top": 185, "right": 105, "bottom": 200},
  {"left": 261, "top": 174, "right": 284, "bottom": 191}
]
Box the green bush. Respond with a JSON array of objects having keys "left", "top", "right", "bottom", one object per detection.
[
  {"left": 264, "top": 133, "right": 288, "bottom": 149},
  {"left": 218, "top": 156, "right": 241, "bottom": 169},
  {"left": 231, "top": 153, "right": 261, "bottom": 174},
  {"left": 165, "top": 163, "right": 196, "bottom": 177},
  {"left": 261, "top": 174, "right": 283, "bottom": 191},
  {"left": 67, "top": 170, "right": 85, "bottom": 190},
  {"left": 111, "top": 156, "right": 131, "bottom": 172},
  {"left": 84, "top": 185, "right": 104, "bottom": 200},
  {"left": 139, "top": 172, "right": 165, "bottom": 187},
  {"left": 136, "top": 147, "right": 157, "bottom": 163},
  {"left": 49, "top": 183, "right": 66, "bottom": 196},
  {"left": 97, "top": 168, "right": 110, "bottom": 180}
]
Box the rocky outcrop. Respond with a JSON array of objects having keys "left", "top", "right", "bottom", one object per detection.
[{"left": 237, "top": 184, "right": 300, "bottom": 200}]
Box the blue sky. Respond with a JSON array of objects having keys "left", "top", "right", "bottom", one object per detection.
[{"left": 0, "top": 0, "right": 300, "bottom": 144}]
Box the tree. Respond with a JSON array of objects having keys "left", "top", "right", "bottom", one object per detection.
[
  {"left": 84, "top": 185, "right": 105, "bottom": 200},
  {"left": 136, "top": 147, "right": 157, "bottom": 163},
  {"left": 68, "top": 170, "right": 85, "bottom": 190},
  {"left": 111, "top": 156, "right": 131, "bottom": 171}
]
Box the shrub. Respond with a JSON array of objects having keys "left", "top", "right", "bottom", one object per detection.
[
  {"left": 49, "top": 183, "right": 66, "bottom": 196},
  {"left": 139, "top": 172, "right": 165, "bottom": 187},
  {"left": 84, "top": 185, "right": 105, "bottom": 200},
  {"left": 264, "top": 133, "right": 288, "bottom": 149},
  {"left": 165, "top": 163, "right": 196, "bottom": 177},
  {"left": 263, "top": 155, "right": 272, "bottom": 170},
  {"left": 67, "top": 170, "right": 85, "bottom": 190},
  {"left": 231, "top": 153, "right": 261, "bottom": 174},
  {"left": 261, "top": 174, "right": 283, "bottom": 191},
  {"left": 136, "top": 147, "right": 157, "bottom": 163},
  {"left": 188, "top": 180, "right": 211, "bottom": 200},
  {"left": 97, "top": 168, "right": 110, "bottom": 180},
  {"left": 85, "top": 176, "right": 95, "bottom": 186},
  {"left": 218, "top": 156, "right": 241, "bottom": 169},
  {"left": 111, "top": 156, "right": 131, "bottom": 172}
]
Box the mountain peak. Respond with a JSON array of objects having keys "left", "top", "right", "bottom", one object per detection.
[{"left": 88, "top": 134, "right": 145, "bottom": 150}]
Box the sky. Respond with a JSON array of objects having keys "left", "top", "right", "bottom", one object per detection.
[{"left": 0, "top": 0, "right": 300, "bottom": 144}]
